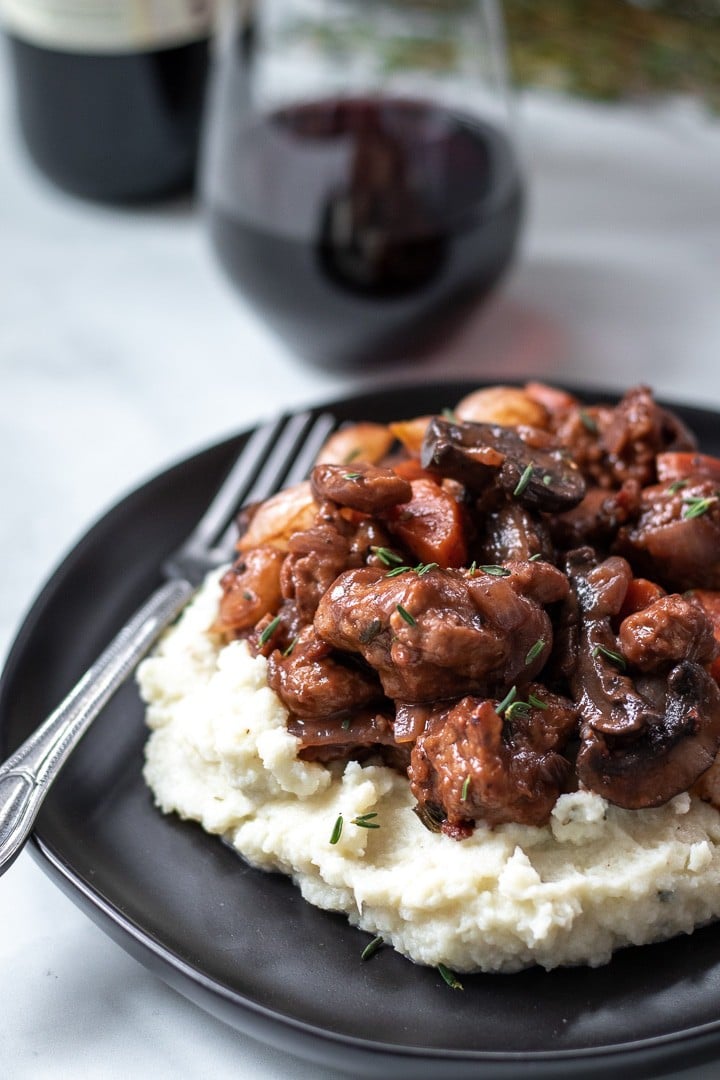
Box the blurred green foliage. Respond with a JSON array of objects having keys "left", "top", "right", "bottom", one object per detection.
[{"left": 504, "top": 0, "right": 720, "bottom": 108}]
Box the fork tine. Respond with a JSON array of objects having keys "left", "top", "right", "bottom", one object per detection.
[
  {"left": 211, "top": 410, "right": 338, "bottom": 557},
  {"left": 187, "top": 414, "right": 287, "bottom": 550},
  {"left": 282, "top": 411, "right": 337, "bottom": 487}
]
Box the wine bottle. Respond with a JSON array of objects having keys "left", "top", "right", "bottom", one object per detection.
[{"left": 2, "top": 1, "right": 215, "bottom": 202}]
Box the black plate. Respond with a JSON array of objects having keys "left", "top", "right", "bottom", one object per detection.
[{"left": 4, "top": 380, "right": 720, "bottom": 1079}]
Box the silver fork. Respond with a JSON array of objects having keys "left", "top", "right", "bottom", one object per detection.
[{"left": 0, "top": 409, "right": 337, "bottom": 877}]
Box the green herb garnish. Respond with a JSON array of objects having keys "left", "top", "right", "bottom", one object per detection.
[
  {"left": 682, "top": 495, "right": 716, "bottom": 520},
  {"left": 361, "top": 935, "right": 384, "bottom": 961},
  {"left": 259, "top": 615, "right": 281, "bottom": 646},
  {"left": 579, "top": 409, "right": 598, "bottom": 434},
  {"left": 667, "top": 479, "right": 689, "bottom": 495},
  {"left": 513, "top": 463, "right": 534, "bottom": 497},
  {"left": 496, "top": 685, "right": 517, "bottom": 715},
  {"left": 396, "top": 604, "right": 416, "bottom": 626},
  {"left": 415, "top": 562, "right": 439, "bottom": 576},
  {"left": 505, "top": 699, "right": 532, "bottom": 721},
  {"left": 478, "top": 564, "right": 511, "bottom": 577},
  {"left": 329, "top": 814, "right": 344, "bottom": 845},
  {"left": 386, "top": 565, "right": 413, "bottom": 578},
  {"left": 352, "top": 812, "right": 380, "bottom": 829},
  {"left": 525, "top": 638, "right": 546, "bottom": 665},
  {"left": 461, "top": 776, "right": 471, "bottom": 801},
  {"left": 527, "top": 692, "right": 549, "bottom": 710},
  {"left": 371, "top": 546, "right": 405, "bottom": 566},
  {"left": 542, "top": 474, "right": 553, "bottom": 486},
  {"left": 592, "top": 644, "right": 627, "bottom": 670},
  {"left": 343, "top": 447, "right": 362, "bottom": 464},
  {"left": 282, "top": 636, "right": 298, "bottom": 657},
  {"left": 442, "top": 407, "right": 459, "bottom": 423},
  {"left": 437, "top": 963, "right": 464, "bottom": 990}
]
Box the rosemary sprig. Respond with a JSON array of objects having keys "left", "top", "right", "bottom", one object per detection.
[
  {"left": 667, "top": 479, "right": 689, "bottom": 495},
  {"left": 437, "top": 963, "right": 464, "bottom": 990},
  {"left": 682, "top": 495, "right": 716, "bottom": 520},
  {"left": 361, "top": 935, "right": 384, "bottom": 961},
  {"left": 525, "top": 638, "right": 546, "bottom": 665},
  {"left": 579, "top": 409, "right": 598, "bottom": 434},
  {"left": 371, "top": 546, "right": 405, "bottom": 566},
  {"left": 592, "top": 644, "right": 627, "bottom": 670},
  {"left": 259, "top": 615, "right": 281, "bottom": 646},
  {"left": 461, "top": 776, "right": 471, "bottom": 801},
  {"left": 396, "top": 604, "right": 416, "bottom": 626},
  {"left": 496, "top": 685, "right": 517, "bottom": 715},
  {"left": 478, "top": 564, "right": 510, "bottom": 577},
  {"left": 513, "top": 463, "right": 534, "bottom": 497},
  {"left": 343, "top": 471, "right": 362, "bottom": 480},
  {"left": 352, "top": 812, "right": 380, "bottom": 830},
  {"left": 329, "top": 814, "right": 344, "bottom": 845}
]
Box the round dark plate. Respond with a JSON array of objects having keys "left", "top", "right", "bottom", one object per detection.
[{"left": 3, "top": 380, "right": 720, "bottom": 1079}]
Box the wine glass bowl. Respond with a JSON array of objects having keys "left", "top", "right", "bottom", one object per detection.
[{"left": 201, "top": 0, "right": 523, "bottom": 367}]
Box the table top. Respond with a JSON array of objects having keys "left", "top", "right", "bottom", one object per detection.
[{"left": 2, "top": 33, "right": 720, "bottom": 1080}]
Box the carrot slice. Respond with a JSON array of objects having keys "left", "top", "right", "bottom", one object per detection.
[{"left": 382, "top": 477, "right": 468, "bottom": 567}]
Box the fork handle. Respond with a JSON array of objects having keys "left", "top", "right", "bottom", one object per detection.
[{"left": 0, "top": 577, "right": 195, "bottom": 877}]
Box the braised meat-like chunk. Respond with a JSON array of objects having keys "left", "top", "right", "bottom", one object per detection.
[
  {"left": 314, "top": 561, "right": 568, "bottom": 702},
  {"left": 615, "top": 479, "right": 720, "bottom": 590},
  {"left": 408, "top": 689, "right": 577, "bottom": 832},
  {"left": 267, "top": 626, "right": 383, "bottom": 720}
]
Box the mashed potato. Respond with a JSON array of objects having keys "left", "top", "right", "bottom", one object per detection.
[{"left": 139, "top": 571, "right": 720, "bottom": 973}]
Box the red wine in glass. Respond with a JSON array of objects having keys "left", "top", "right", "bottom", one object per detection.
[{"left": 207, "top": 96, "right": 523, "bottom": 367}]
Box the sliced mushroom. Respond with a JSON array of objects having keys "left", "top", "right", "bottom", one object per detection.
[
  {"left": 420, "top": 417, "right": 585, "bottom": 512},
  {"left": 566, "top": 547, "right": 720, "bottom": 808}
]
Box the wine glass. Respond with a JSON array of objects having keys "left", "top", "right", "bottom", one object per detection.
[{"left": 200, "top": 0, "right": 523, "bottom": 368}]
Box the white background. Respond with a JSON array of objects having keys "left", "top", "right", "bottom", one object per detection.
[{"left": 2, "top": 30, "right": 720, "bottom": 1080}]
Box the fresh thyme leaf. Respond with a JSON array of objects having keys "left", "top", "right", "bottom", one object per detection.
[
  {"left": 579, "top": 409, "right": 598, "bottom": 434},
  {"left": 525, "top": 638, "right": 546, "bottom": 665},
  {"left": 329, "top": 814, "right": 344, "bottom": 845},
  {"left": 437, "top": 963, "right": 464, "bottom": 990},
  {"left": 496, "top": 685, "right": 517, "bottom": 715},
  {"left": 282, "top": 636, "right": 298, "bottom": 657},
  {"left": 359, "top": 618, "right": 383, "bottom": 644},
  {"left": 529, "top": 553, "right": 542, "bottom": 561},
  {"left": 371, "top": 546, "right": 404, "bottom": 566},
  {"left": 259, "top": 615, "right": 281, "bottom": 646},
  {"left": 592, "top": 644, "right": 627, "bottom": 670},
  {"left": 341, "top": 716, "right": 352, "bottom": 730},
  {"left": 396, "top": 604, "right": 416, "bottom": 626},
  {"left": 467, "top": 560, "right": 477, "bottom": 577},
  {"left": 385, "top": 565, "right": 413, "bottom": 577},
  {"left": 478, "top": 564, "right": 511, "bottom": 577},
  {"left": 542, "top": 474, "right": 553, "bottom": 486},
  {"left": 442, "top": 407, "right": 458, "bottom": 423},
  {"left": 361, "top": 935, "right": 384, "bottom": 961},
  {"left": 343, "top": 471, "right": 362, "bottom": 480},
  {"left": 527, "top": 692, "right": 549, "bottom": 710},
  {"left": 351, "top": 812, "right": 379, "bottom": 829},
  {"left": 505, "top": 699, "right": 532, "bottom": 721},
  {"left": 667, "top": 479, "right": 689, "bottom": 495},
  {"left": 513, "top": 462, "right": 534, "bottom": 497},
  {"left": 415, "top": 562, "right": 439, "bottom": 576},
  {"left": 682, "top": 495, "right": 716, "bottom": 520},
  {"left": 461, "top": 776, "right": 471, "bottom": 801}
]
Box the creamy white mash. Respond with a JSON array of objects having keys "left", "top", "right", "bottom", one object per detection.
[{"left": 139, "top": 571, "right": 720, "bottom": 973}]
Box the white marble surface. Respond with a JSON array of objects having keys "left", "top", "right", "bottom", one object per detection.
[{"left": 2, "top": 32, "right": 720, "bottom": 1080}]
